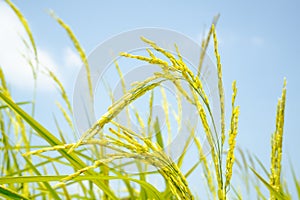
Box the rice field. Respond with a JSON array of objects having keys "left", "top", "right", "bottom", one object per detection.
[{"left": 0, "top": 1, "right": 299, "bottom": 199}]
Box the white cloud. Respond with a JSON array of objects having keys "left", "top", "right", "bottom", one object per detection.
[
  {"left": 63, "top": 47, "right": 82, "bottom": 69},
  {"left": 0, "top": 2, "right": 58, "bottom": 92}
]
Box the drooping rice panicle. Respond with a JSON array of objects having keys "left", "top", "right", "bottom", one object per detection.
[
  {"left": 122, "top": 39, "right": 219, "bottom": 148},
  {"left": 142, "top": 37, "right": 210, "bottom": 106},
  {"left": 111, "top": 123, "right": 194, "bottom": 200},
  {"left": 121, "top": 38, "right": 232, "bottom": 199},
  {"left": 50, "top": 11, "right": 93, "bottom": 99},
  {"left": 147, "top": 39, "right": 221, "bottom": 154},
  {"left": 58, "top": 118, "right": 194, "bottom": 199},
  {"left": 68, "top": 75, "right": 166, "bottom": 152},
  {"left": 141, "top": 37, "right": 178, "bottom": 67}
]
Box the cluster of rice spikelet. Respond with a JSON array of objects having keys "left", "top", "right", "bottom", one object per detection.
[
  {"left": 24, "top": 24, "right": 232, "bottom": 198},
  {"left": 270, "top": 79, "right": 287, "bottom": 199},
  {"left": 224, "top": 81, "right": 239, "bottom": 190},
  {"left": 31, "top": 120, "right": 194, "bottom": 199}
]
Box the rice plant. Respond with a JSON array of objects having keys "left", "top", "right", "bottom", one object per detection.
[{"left": 0, "top": 1, "right": 298, "bottom": 199}]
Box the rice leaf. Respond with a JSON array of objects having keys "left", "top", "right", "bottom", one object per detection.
[
  {"left": 0, "top": 90, "right": 118, "bottom": 200},
  {"left": 22, "top": 156, "right": 61, "bottom": 200},
  {"left": 0, "top": 175, "right": 164, "bottom": 200},
  {"left": 250, "top": 167, "right": 286, "bottom": 200},
  {"left": 0, "top": 185, "right": 30, "bottom": 200}
]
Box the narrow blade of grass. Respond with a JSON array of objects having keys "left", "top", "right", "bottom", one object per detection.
[
  {"left": 250, "top": 167, "right": 286, "bottom": 200},
  {"left": 0, "top": 175, "right": 164, "bottom": 200},
  {"left": 0, "top": 101, "right": 32, "bottom": 110},
  {"left": 0, "top": 185, "right": 30, "bottom": 200},
  {"left": 22, "top": 156, "right": 61, "bottom": 200},
  {"left": 0, "top": 90, "right": 118, "bottom": 200}
]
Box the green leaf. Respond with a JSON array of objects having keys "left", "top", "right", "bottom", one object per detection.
[
  {"left": 0, "top": 175, "right": 163, "bottom": 200},
  {"left": 0, "top": 185, "right": 30, "bottom": 200},
  {"left": 250, "top": 167, "right": 286, "bottom": 200},
  {"left": 22, "top": 156, "right": 61, "bottom": 200},
  {"left": 0, "top": 91, "right": 118, "bottom": 200}
]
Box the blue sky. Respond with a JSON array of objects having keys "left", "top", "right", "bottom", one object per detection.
[{"left": 1, "top": 0, "right": 300, "bottom": 197}]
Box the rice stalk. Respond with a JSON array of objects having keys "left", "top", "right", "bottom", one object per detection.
[{"left": 195, "top": 136, "right": 216, "bottom": 199}]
